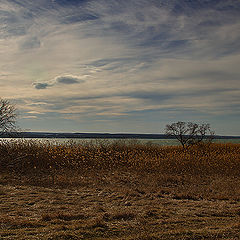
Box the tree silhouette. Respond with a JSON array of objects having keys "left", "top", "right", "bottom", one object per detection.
[
  {"left": 165, "top": 121, "right": 214, "bottom": 148},
  {"left": 0, "top": 98, "right": 17, "bottom": 135}
]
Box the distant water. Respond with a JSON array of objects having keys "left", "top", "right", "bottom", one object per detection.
[{"left": 1, "top": 138, "right": 240, "bottom": 146}]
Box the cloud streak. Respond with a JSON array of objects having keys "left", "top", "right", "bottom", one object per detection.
[
  {"left": 33, "top": 75, "right": 85, "bottom": 89},
  {"left": 1, "top": 0, "right": 240, "bottom": 134},
  {"left": 56, "top": 75, "right": 84, "bottom": 84}
]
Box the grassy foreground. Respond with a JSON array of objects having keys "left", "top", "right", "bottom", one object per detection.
[{"left": 0, "top": 139, "right": 240, "bottom": 239}]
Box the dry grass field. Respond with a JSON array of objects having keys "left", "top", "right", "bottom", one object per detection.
[{"left": 0, "top": 139, "right": 240, "bottom": 239}]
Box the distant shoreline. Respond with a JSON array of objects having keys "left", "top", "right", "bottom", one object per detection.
[{"left": 1, "top": 132, "right": 240, "bottom": 139}]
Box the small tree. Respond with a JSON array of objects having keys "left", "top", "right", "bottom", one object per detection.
[
  {"left": 0, "top": 98, "right": 17, "bottom": 136},
  {"left": 165, "top": 121, "right": 214, "bottom": 148}
]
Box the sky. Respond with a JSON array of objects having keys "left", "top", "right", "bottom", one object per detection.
[{"left": 0, "top": 0, "right": 240, "bottom": 135}]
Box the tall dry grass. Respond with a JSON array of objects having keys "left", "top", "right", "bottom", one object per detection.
[{"left": 0, "top": 139, "right": 239, "bottom": 178}]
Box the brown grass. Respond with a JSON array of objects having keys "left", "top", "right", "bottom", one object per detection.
[{"left": 0, "top": 139, "right": 240, "bottom": 239}]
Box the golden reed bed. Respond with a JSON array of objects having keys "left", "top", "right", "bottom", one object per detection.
[{"left": 1, "top": 139, "right": 240, "bottom": 178}]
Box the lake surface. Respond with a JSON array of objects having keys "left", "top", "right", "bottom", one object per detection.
[{"left": 1, "top": 138, "right": 240, "bottom": 146}]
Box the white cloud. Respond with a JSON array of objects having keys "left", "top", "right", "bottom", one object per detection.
[
  {"left": 1, "top": 0, "right": 240, "bottom": 134},
  {"left": 22, "top": 115, "right": 38, "bottom": 119}
]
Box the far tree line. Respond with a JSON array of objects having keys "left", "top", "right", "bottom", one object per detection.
[{"left": 0, "top": 98, "right": 214, "bottom": 147}]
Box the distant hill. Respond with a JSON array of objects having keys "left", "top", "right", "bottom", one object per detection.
[{"left": 1, "top": 132, "right": 240, "bottom": 139}]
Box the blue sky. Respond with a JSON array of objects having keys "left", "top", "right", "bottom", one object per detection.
[{"left": 0, "top": 0, "right": 240, "bottom": 135}]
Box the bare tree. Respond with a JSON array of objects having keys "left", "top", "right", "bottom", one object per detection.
[
  {"left": 165, "top": 121, "right": 214, "bottom": 148},
  {"left": 0, "top": 98, "right": 17, "bottom": 136}
]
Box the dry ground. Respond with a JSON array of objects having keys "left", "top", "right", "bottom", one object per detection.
[
  {"left": 1, "top": 141, "right": 240, "bottom": 239},
  {"left": 1, "top": 172, "right": 240, "bottom": 240}
]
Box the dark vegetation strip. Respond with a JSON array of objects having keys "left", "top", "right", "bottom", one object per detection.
[{"left": 0, "top": 139, "right": 240, "bottom": 178}]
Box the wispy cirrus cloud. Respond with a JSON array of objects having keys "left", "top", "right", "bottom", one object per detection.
[{"left": 1, "top": 0, "right": 240, "bottom": 134}]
